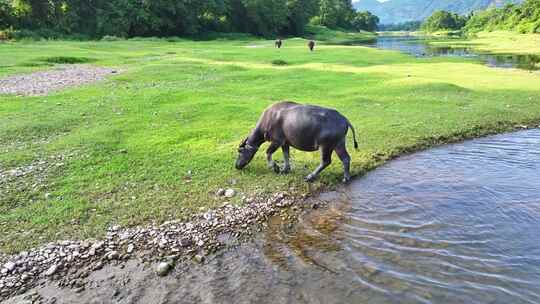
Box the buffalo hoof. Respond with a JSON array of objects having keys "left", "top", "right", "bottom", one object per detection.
[
  {"left": 271, "top": 163, "right": 281, "bottom": 174},
  {"left": 305, "top": 174, "right": 317, "bottom": 183}
]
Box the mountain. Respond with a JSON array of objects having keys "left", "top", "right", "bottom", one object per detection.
[{"left": 354, "top": 0, "right": 522, "bottom": 24}]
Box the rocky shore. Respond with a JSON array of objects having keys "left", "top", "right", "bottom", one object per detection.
[{"left": 0, "top": 192, "right": 305, "bottom": 301}]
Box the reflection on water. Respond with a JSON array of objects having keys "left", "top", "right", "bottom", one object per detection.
[
  {"left": 167, "top": 129, "right": 540, "bottom": 304},
  {"left": 366, "top": 36, "right": 540, "bottom": 71}
]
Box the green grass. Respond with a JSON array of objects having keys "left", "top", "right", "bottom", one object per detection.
[
  {"left": 429, "top": 31, "right": 540, "bottom": 55},
  {"left": 304, "top": 25, "right": 376, "bottom": 45},
  {"left": 1, "top": 35, "right": 540, "bottom": 253}
]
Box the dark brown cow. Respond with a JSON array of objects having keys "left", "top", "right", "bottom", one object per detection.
[
  {"left": 308, "top": 40, "right": 315, "bottom": 51},
  {"left": 275, "top": 39, "right": 282, "bottom": 48},
  {"left": 235, "top": 101, "right": 359, "bottom": 183}
]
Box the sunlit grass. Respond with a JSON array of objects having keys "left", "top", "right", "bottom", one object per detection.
[
  {"left": 430, "top": 31, "right": 540, "bottom": 54},
  {"left": 1, "top": 36, "right": 540, "bottom": 253}
]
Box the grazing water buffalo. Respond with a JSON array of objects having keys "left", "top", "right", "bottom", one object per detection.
[
  {"left": 308, "top": 40, "right": 315, "bottom": 51},
  {"left": 275, "top": 39, "right": 282, "bottom": 48},
  {"left": 235, "top": 101, "right": 359, "bottom": 183}
]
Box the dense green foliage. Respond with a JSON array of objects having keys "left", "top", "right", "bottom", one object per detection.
[
  {"left": 420, "top": 0, "right": 540, "bottom": 34},
  {"left": 0, "top": 0, "right": 379, "bottom": 38},
  {"left": 351, "top": 11, "right": 379, "bottom": 32},
  {"left": 379, "top": 21, "right": 422, "bottom": 32},
  {"left": 464, "top": 0, "right": 540, "bottom": 34},
  {"left": 421, "top": 10, "right": 468, "bottom": 32},
  {"left": 0, "top": 0, "right": 13, "bottom": 29}
]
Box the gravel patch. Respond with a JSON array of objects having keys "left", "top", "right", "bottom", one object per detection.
[
  {"left": 0, "top": 192, "right": 303, "bottom": 300},
  {"left": 0, "top": 65, "right": 118, "bottom": 96}
]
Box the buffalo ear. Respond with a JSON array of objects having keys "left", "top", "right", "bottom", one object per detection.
[{"left": 239, "top": 137, "right": 248, "bottom": 148}]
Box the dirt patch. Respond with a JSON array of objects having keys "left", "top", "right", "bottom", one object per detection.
[{"left": 0, "top": 65, "right": 118, "bottom": 96}]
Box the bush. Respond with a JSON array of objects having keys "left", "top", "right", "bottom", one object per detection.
[
  {"left": 271, "top": 59, "right": 288, "bottom": 66},
  {"left": 4, "top": 28, "right": 87, "bottom": 41},
  {"left": 0, "top": 29, "right": 11, "bottom": 41},
  {"left": 11, "top": 29, "right": 42, "bottom": 40},
  {"left": 309, "top": 16, "right": 323, "bottom": 26},
  {"left": 40, "top": 56, "right": 95, "bottom": 64},
  {"left": 165, "top": 37, "right": 184, "bottom": 42}
]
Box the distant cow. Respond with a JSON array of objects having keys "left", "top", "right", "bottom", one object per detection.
[
  {"left": 275, "top": 39, "right": 282, "bottom": 49},
  {"left": 235, "top": 101, "right": 359, "bottom": 183},
  {"left": 308, "top": 40, "right": 315, "bottom": 51}
]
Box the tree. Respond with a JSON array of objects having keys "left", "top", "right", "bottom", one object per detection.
[
  {"left": 284, "top": 0, "right": 319, "bottom": 35},
  {"left": 351, "top": 11, "right": 379, "bottom": 32},
  {"left": 0, "top": 0, "right": 14, "bottom": 29},
  {"left": 319, "top": 0, "right": 355, "bottom": 29},
  {"left": 422, "top": 10, "right": 467, "bottom": 32},
  {"left": 241, "top": 0, "right": 289, "bottom": 36},
  {"left": 0, "top": 0, "right": 383, "bottom": 37}
]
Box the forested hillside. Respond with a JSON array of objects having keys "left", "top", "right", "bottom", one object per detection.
[
  {"left": 464, "top": 0, "right": 540, "bottom": 33},
  {"left": 420, "top": 0, "right": 540, "bottom": 34},
  {"left": 0, "top": 0, "right": 378, "bottom": 39},
  {"left": 354, "top": 0, "right": 522, "bottom": 24}
]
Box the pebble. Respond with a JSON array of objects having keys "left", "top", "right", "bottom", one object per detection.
[
  {"left": 179, "top": 237, "right": 192, "bottom": 248},
  {"left": 3, "top": 262, "right": 15, "bottom": 273},
  {"left": 44, "top": 265, "right": 58, "bottom": 276},
  {"left": 74, "top": 286, "right": 85, "bottom": 293},
  {"left": 155, "top": 262, "right": 173, "bottom": 277},
  {"left": 194, "top": 254, "right": 205, "bottom": 264},
  {"left": 216, "top": 188, "right": 225, "bottom": 196},
  {"left": 106, "top": 251, "right": 119, "bottom": 260},
  {"left": 224, "top": 189, "right": 236, "bottom": 198}
]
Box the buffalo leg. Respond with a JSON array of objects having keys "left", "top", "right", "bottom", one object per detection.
[
  {"left": 281, "top": 144, "right": 291, "bottom": 174},
  {"left": 266, "top": 142, "right": 281, "bottom": 173},
  {"left": 305, "top": 146, "right": 333, "bottom": 182},
  {"left": 335, "top": 141, "right": 351, "bottom": 183}
]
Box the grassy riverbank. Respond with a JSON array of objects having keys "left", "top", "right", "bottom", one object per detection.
[
  {"left": 429, "top": 31, "right": 540, "bottom": 55},
  {"left": 1, "top": 34, "right": 540, "bottom": 253}
]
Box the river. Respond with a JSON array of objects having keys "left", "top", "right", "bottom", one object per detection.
[{"left": 365, "top": 36, "right": 540, "bottom": 71}]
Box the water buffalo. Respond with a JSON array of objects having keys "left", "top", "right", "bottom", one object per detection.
[
  {"left": 275, "top": 39, "right": 282, "bottom": 48},
  {"left": 308, "top": 40, "right": 315, "bottom": 51},
  {"left": 235, "top": 101, "right": 359, "bottom": 183}
]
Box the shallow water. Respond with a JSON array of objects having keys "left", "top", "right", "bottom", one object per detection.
[
  {"left": 366, "top": 36, "right": 540, "bottom": 71},
  {"left": 180, "top": 129, "right": 540, "bottom": 304},
  {"left": 9, "top": 130, "right": 540, "bottom": 304}
]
